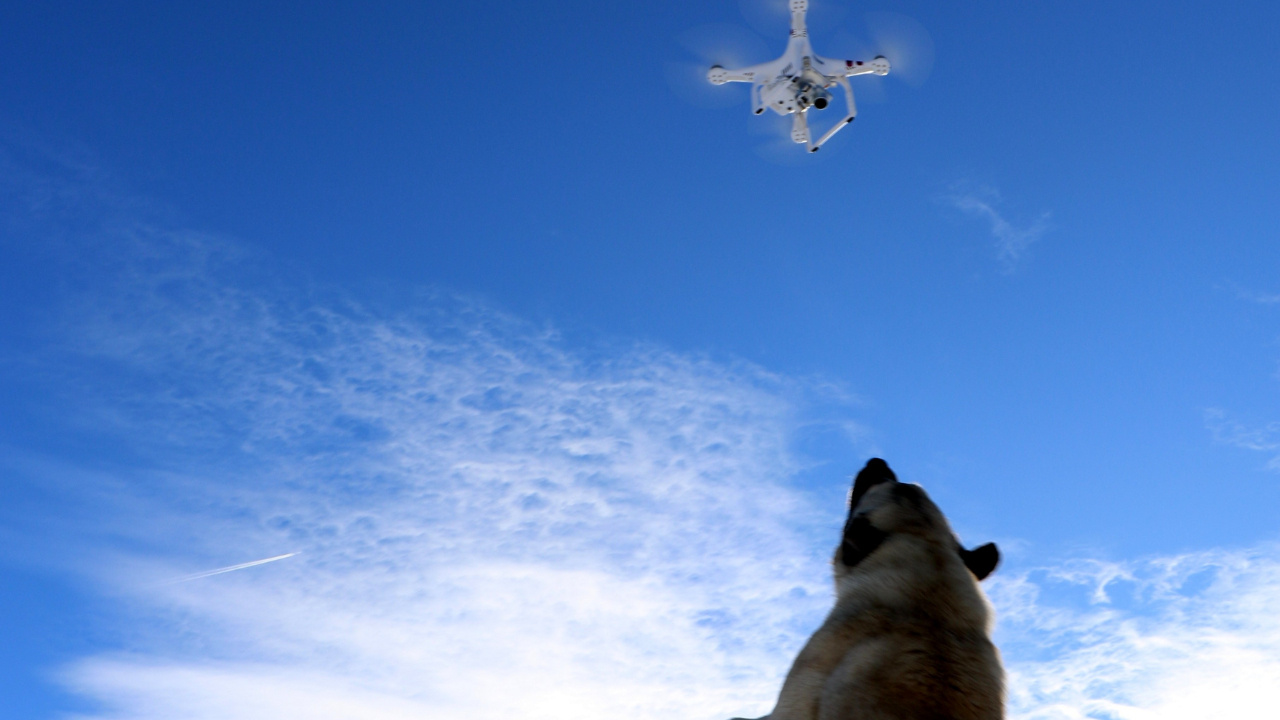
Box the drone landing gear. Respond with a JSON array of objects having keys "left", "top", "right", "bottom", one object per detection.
[
  {"left": 810, "top": 115, "right": 854, "bottom": 152},
  {"left": 802, "top": 77, "right": 858, "bottom": 153}
]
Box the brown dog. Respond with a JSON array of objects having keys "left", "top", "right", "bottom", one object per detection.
[{"left": 735, "top": 459, "right": 1004, "bottom": 720}]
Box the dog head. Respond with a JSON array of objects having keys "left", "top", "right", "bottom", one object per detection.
[{"left": 838, "top": 458, "right": 1000, "bottom": 581}]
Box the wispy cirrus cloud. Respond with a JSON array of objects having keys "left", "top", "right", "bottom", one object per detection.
[
  {"left": 947, "top": 185, "right": 1051, "bottom": 273},
  {"left": 22, "top": 226, "right": 849, "bottom": 720},
  {"left": 991, "top": 545, "right": 1280, "bottom": 720},
  {"left": 1201, "top": 287, "right": 1280, "bottom": 471},
  {"left": 41, "top": 228, "right": 1280, "bottom": 720},
  {"left": 1205, "top": 408, "right": 1280, "bottom": 471},
  {"left": 9, "top": 155, "right": 1280, "bottom": 720},
  {"left": 1238, "top": 291, "right": 1280, "bottom": 305},
  {"left": 1224, "top": 282, "right": 1280, "bottom": 305}
]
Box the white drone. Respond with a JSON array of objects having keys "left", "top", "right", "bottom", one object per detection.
[{"left": 707, "top": 0, "right": 889, "bottom": 152}]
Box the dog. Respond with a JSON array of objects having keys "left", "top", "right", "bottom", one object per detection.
[{"left": 735, "top": 458, "right": 1004, "bottom": 720}]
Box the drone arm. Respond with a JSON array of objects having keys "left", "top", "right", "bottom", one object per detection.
[
  {"left": 790, "top": 0, "right": 808, "bottom": 35},
  {"left": 807, "top": 77, "right": 857, "bottom": 152},
  {"left": 706, "top": 60, "right": 776, "bottom": 85},
  {"left": 836, "top": 55, "right": 891, "bottom": 77}
]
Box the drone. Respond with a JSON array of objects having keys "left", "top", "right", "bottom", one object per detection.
[{"left": 707, "top": 0, "right": 889, "bottom": 152}]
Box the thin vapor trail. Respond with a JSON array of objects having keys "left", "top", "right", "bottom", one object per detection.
[{"left": 165, "top": 553, "right": 299, "bottom": 584}]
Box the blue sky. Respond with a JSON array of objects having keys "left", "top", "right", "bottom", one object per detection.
[{"left": 2, "top": 1, "right": 1280, "bottom": 718}]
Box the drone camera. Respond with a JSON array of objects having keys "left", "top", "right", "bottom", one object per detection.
[{"left": 798, "top": 84, "right": 832, "bottom": 111}]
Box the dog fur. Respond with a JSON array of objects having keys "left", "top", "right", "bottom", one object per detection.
[{"left": 735, "top": 459, "right": 1004, "bottom": 720}]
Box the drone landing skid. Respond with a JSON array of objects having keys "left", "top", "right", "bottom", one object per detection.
[{"left": 797, "top": 77, "right": 856, "bottom": 153}]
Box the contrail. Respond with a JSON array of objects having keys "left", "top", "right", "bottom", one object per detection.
[{"left": 165, "top": 552, "right": 299, "bottom": 584}]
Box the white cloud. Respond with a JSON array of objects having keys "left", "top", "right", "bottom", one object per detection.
[
  {"left": 1205, "top": 408, "right": 1280, "bottom": 471},
  {"left": 948, "top": 186, "right": 1051, "bottom": 272},
  {"left": 990, "top": 545, "right": 1280, "bottom": 720},
  {"left": 27, "top": 225, "right": 1280, "bottom": 720},
  {"left": 1226, "top": 283, "right": 1280, "bottom": 305},
  {"left": 42, "top": 230, "right": 845, "bottom": 720},
  {"left": 1203, "top": 288, "right": 1280, "bottom": 470}
]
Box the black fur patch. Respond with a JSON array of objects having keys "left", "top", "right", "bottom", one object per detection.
[
  {"left": 838, "top": 458, "right": 898, "bottom": 568},
  {"left": 847, "top": 458, "right": 897, "bottom": 513},
  {"left": 959, "top": 542, "right": 1000, "bottom": 581},
  {"left": 839, "top": 514, "right": 888, "bottom": 568}
]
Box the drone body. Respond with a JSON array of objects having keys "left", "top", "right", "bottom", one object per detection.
[{"left": 707, "top": 0, "right": 889, "bottom": 152}]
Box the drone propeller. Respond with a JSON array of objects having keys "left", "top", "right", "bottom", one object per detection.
[
  {"left": 830, "top": 12, "right": 935, "bottom": 88},
  {"left": 866, "top": 12, "right": 935, "bottom": 86},
  {"left": 749, "top": 112, "right": 831, "bottom": 165},
  {"left": 751, "top": 113, "right": 803, "bottom": 164},
  {"left": 664, "top": 23, "right": 770, "bottom": 109}
]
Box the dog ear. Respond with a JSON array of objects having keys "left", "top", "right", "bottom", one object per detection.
[
  {"left": 958, "top": 542, "right": 1000, "bottom": 581},
  {"left": 839, "top": 515, "right": 888, "bottom": 568}
]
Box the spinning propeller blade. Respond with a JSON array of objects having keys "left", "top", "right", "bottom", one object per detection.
[
  {"left": 865, "top": 11, "right": 935, "bottom": 87},
  {"left": 750, "top": 112, "right": 824, "bottom": 165},
  {"left": 665, "top": 23, "right": 770, "bottom": 109},
  {"left": 829, "top": 12, "right": 935, "bottom": 88}
]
